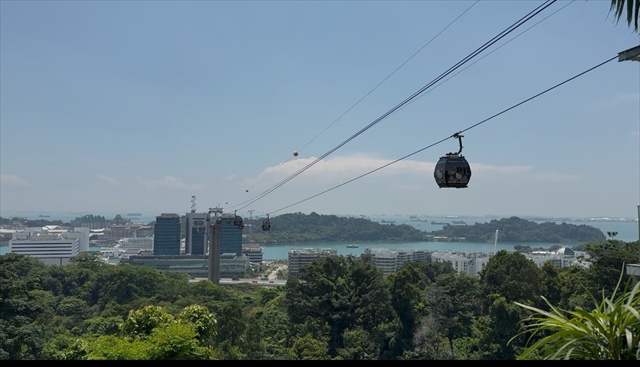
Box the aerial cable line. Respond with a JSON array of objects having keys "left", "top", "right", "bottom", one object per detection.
[
  {"left": 265, "top": 55, "right": 618, "bottom": 216},
  {"left": 234, "top": 0, "right": 558, "bottom": 212},
  {"left": 384, "top": 0, "right": 576, "bottom": 120},
  {"left": 234, "top": 0, "right": 556, "bottom": 212},
  {"left": 229, "top": 1, "right": 480, "bottom": 206}
]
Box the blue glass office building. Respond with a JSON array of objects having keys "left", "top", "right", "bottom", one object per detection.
[
  {"left": 185, "top": 212, "right": 209, "bottom": 255},
  {"left": 218, "top": 213, "right": 243, "bottom": 256},
  {"left": 153, "top": 213, "right": 181, "bottom": 255}
]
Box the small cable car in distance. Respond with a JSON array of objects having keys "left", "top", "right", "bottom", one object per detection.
[
  {"left": 233, "top": 214, "right": 244, "bottom": 229},
  {"left": 293, "top": 151, "right": 299, "bottom": 157},
  {"left": 262, "top": 214, "right": 271, "bottom": 231},
  {"left": 434, "top": 132, "right": 471, "bottom": 189}
]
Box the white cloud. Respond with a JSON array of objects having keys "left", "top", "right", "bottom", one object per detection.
[
  {"left": 224, "top": 174, "right": 236, "bottom": 181},
  {"left": 136, "top": 176, "right": 205, "bottom": 191},
  {"left": 243, "top": 154, "right": 532, "bottom": 187},
  {"left": 98, "top": 174, "right": 122, "bottom": 186},
  {"left": 0, "top": 174, "right": 32, "bottom": 187}
]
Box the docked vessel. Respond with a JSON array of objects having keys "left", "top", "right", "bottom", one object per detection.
[{"left": 347, "top": 244, "right": 359, "bottom": 248}]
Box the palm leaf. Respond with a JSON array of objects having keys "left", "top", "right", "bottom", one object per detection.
[
  {"left": 514, "top": 267, "right": 640, "bottom": 360},
  {"left": 610, "top": 0, "right": 640, "bottom": 31}
]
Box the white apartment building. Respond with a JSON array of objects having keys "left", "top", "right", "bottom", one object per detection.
[
  {"left": 9, "top": 226, "right": 91, "bottom": 266},
  {"left": 117, "top": 236, "right": 154, "bottom": 250},
  {"left": 242, "top": 245, "right": 263, "bottom": 265},
  {"left": 431, "top": 251, "right": 486, "bottom": 276},
  {"left": 430, "top": 247, "right": 581, "bottom": 277},
  {"left": 365, "top": 248, "right": 432, "bottom": 274},
  {"left": 288, "top": 248, "right": 338, "bottom": 276},
  {"left": 526, "top": 247, "right": 582, "bottom": 268}
]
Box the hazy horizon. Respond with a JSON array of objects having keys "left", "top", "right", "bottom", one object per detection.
[{"left": 1, "top": 209, "right": 637, "bottom": 221}]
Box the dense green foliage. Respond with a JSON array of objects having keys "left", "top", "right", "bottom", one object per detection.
[
  {"left": 1, "top": 236, "right": 638, "bottom": 360},
  {"left": 430, "top": 217, "right": 606, "bottom": 243}
]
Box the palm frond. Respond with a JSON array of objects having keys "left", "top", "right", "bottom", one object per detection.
[
  {"left": 514, "top": 267, "right": 640, "bottom": 360},
  {"left": 610, "top": 0, "right": 640, "bottom": 31}
]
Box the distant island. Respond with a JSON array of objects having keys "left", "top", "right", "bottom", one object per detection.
[
  {"left": 243, "top": 212, "right": 607, "bottom": 244},
  {"left": 428, "top": 216, "right": 606, "bottom": 243}
]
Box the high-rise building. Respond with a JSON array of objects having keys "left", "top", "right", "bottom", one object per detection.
[
  {"left": 185, "top": 212, "right": 209, "bottom": 255},
  {"left": 217, "top": 213, "right": 243, "bottom": 256},
  {"left": 153, "top": 213, "right": 181, "bottom": 255}
]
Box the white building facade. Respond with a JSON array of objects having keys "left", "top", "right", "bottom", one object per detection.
[
  {"left": 288, "top": 248, "right": 338, "bottom": 276},
  {"left": 8, "top": 226, "right": 90, "bottom": 266},
  {"left": 365, "top": 248, "right": 432, "bottom": 273}
]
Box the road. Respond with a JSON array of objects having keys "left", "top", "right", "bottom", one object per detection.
[
  {"left": 189, "top": 277, "right": 286, "bottom": 286},
  {"left": 269, "top": 264, "right": 288, "bottom": 280}
]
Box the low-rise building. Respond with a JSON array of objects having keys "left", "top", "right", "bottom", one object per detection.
[
  {"left": 365, "top": 248, "right": 432, "bottom": 273},
  {"left": 242, "top": 245, "right": 263, "bottom": 265},
  {"left": 121, "top": 253, "right": 249, "bottom": 279},
  {"left": 288, "top": 248, "right": 338, "bottom": 276},
  {"left": 117, "top": 236, "right": 153, "bottom": 250},
  {"left": 8, "top": 227, "right": 90, "bottom": 266}
]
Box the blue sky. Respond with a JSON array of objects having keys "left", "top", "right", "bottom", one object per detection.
[{"left": 1, "top": 0, "right": 639, "bottom": 219}]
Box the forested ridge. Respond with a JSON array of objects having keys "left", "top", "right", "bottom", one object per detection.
[
  {"left": 429, "top": 216, "right": 606, "bottom": 243},
  {"left": 1, "top": 235, "right": 638, "bottom": 360},
  {"left": 244, "top": 213, "right": 606, "bottom": 244}
]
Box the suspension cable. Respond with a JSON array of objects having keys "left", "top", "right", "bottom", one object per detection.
[
  {"left": 265, "top": 55, "right": 618, "bottom": 216},
  {"left": 228, "top": 1, "right": 481, "bottom": 206},
  {"left": 234, "top": 0, "right": 558, "bottom": 212}
]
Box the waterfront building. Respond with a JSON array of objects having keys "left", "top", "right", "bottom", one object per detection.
[
  {"left": 288, "top": 248, "right": 338, "bottom": 276},
  {"left": 365, "top": 248, "right": 432, "bottom": 273},
  {"left": 242, "top": 245, "right": 263, "bottom": 264},
  {"left": 117, "top": 237, "right": 153, "bottom": 250}
]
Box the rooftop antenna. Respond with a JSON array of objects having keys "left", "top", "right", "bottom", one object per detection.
[
  {"left": 208, "top": 205, "right": 223, "bottom": 220},
  {"left": 191, "top": 196, "right": 196, "bottom": 213}
]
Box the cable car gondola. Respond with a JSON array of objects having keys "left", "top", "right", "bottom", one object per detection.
[
  {"left": 293, "top": 151, "right": 299, "bottom": 157},
  {"left": 434, "top": 133, "right": 471, "bottom": 189},
  {"left": 233, "top": 215, "right": 244, "bottom": 229},
  {"left": 262, "top": 214, "right": 271, "bottom": 231}
]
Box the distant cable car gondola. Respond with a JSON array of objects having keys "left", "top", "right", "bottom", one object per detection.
[
  {"left": 293, "top": 151, "right": 299, "bottom": 157},
  {"left": 434, "top": 133, "right": 471, "bottom": 189},
  {"left": 262, "top": 214, "right": 271, "bottom": 231},
  {"left": 233, "top": 215, "right": 244, "bottom": 229}
]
